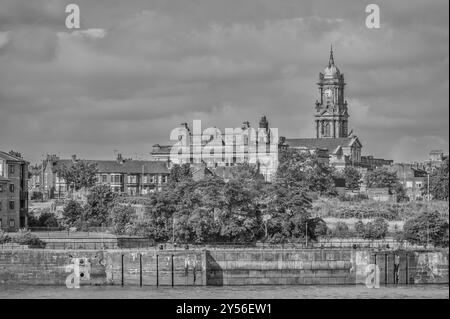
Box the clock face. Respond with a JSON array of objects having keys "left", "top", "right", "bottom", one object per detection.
[{"left": 324, "top": 89, "right": 333, "bottom": 98}]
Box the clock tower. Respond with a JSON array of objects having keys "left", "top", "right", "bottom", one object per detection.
[{"left": 314, "top": 46, "right": 349, "bottom": 138}]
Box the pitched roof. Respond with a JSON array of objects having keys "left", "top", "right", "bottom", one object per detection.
[
  {"left": 284, "top": 137, "right": 360, "bottom": 154},
  {"left": 51, "top": 159, "right": 169, "bottom": 174}
]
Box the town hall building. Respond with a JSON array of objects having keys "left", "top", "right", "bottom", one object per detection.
[{"left": 282, "top": 47, "right": 363, "bottom": 170}]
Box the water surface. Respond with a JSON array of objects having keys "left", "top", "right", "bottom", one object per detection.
[{"left": 0, "top": 284, "right": 448, "bottom": 299}]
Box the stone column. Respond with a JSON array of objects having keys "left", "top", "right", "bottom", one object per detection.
[{"left": 332, "top": 120, "right": 336, "bottom": 138}]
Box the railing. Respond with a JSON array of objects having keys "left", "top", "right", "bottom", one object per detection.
[{"left": 0, "top": 238, "right": 431, "bottom": 251}]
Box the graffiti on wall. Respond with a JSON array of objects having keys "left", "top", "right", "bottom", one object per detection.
[{"left": 414, "top": 252, "right": 449, "bottom": 284}]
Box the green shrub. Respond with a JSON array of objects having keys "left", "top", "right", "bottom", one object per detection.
[
  {"left": 12, "top": 229, "right": 46, "bottom": 248},
  {"left": 403, "top": 210, "right": 449, "bottom": 247},
  {"left": 331, "top": 222, "right": 350, "bottom": 238},
  {"left": 363, "top": 218, "right": 389, "bottom": 239},
  {"left": 354, "top": 221, "right": 365, "bottom": 237},
  {"left": 0, "top": 230, "right": 11, "bottom": 244},
  {"left": 110, "top": 204, "right": 136, "bottom": 235},
  {"left": 310, "top": 218, "right": 330, "bottom": 239}
]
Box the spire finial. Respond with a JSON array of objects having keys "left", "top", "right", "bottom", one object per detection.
[{"left": 329, "top": 44, "right": 334, "bottom": 66}]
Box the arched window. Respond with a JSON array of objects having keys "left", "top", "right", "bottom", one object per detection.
[{"left": 323, "top": 121, "right": 331, "bottom": 137}]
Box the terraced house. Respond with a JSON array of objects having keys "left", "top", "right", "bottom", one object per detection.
[
  {"left": 0, "top": 151, "right": 28, "bottom": 231},
  {"left": 38, "top": 153, "right": 170, "bottom": 199}
]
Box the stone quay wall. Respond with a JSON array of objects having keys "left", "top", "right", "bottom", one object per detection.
[{"left": 0, "top": 248, "right": 447, "bottom": 286}]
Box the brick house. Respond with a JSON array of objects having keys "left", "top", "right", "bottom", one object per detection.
[
  {"left": 38, "top": 154, "right": 169, "bottom": 199},
  {"left": 0, "top": 151, "right": 29, "bottom": 230},
  {"left": 389, "top": 163, "right": 428, "bottom": 201}
]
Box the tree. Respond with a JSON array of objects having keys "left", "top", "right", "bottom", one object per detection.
[
  {"left": 342, "top": 166, "right": 362, "bottom": 191},
  {"left": 84, "top": 185, "right": 116, "bottom": 227},
  {"left": 276, "top": 148, "right": 336, "bottom": 196},
  {"left": 57, "top": 160, "right": 98, "bottom": 192},
  {"left": 62, "top": 200, "right": 85, "bottom": 228},
  {"left": 366, "top": 167, "right": 400, "bottom": 195},
  {"left": 422, "top": 158, "right": 449, "bottom": 200},
  {"left": 110, "top": 204, "right": 136, "bottom": 235},
  {"left": 38, "top": 211, "right": 59, "bottom": 228},
  {"left": 403, "top": 210, "right": 449, "bottom": 247},
  {"left": 168, "top": 163, "right": 193, "bottom": 185}
]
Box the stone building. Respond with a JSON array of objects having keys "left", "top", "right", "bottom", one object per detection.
[
  {"left": 151, "top": 116, "right": 278, "bottom": 181},
  {"left": 38, "top": 154, "right": 170, "bottom": 199},
  {"left": 0, "top": 151, "right": 29, "bottom": 230}
]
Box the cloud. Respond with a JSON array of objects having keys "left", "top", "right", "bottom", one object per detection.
[{"left": 0, "top": 0, "right": 448, "bottom": 163}]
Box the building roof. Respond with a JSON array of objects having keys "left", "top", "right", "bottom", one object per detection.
[
  {"left": 151, "top": 145, "right": 173, "bottom": 155},
  {"left": 51, "top": 159, "right": 169, "bottom": 174},
  {"left": 283, "top": 137, "right": 359, "bottom": 154},
  {"left": 0, "top": 151, "right": 27, "bottom": 163}
]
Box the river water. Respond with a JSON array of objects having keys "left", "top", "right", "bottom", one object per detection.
[{"left": 0, "top": 284, "right": 448, "bottom": 299}]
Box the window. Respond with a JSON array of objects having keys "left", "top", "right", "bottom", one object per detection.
[
  {"left": 323, "top": 122, "right": 331, "bottom": 137},
  {"left": 9, "top": 219, "right": 15, "bottom": 228},
  {"left": 9, "top": 201, "right": 15, "bottom": 210},
  {"left": 416, "top": 181, "right": 423, "bottom": 188},
  {"left": 406, "top": 181, "right": 413, "bottom": 188},
  {"left": 8, "top": 164, "right": 14, "bottom": 174},
  {"left": 9, "top": 184, "right": 14, "bottom": 193},
  {"left": 0, "top": 184, "right": 3, "bottom": 192},
  {"left": 102, "top": 175, "right": 108, "bottom": 183},
  {"left": 111, "top": 174, "right": 122, "bottom": 183}
]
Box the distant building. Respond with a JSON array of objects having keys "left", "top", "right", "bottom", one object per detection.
[
  {"left": 423, "top": 150, "right": 448, "bottom": 172},
  {"left": 389, "top": 163, "right": 428, "bottom": 201},
  {"left": 37, "top": 153, "right": 170, "bottom": 199},
  {"left": 0, "top": 151, "right": 29, "bottom": 230},
  {"left": 151, "top": 117, "right": 278, "bottom": 181},
  {"left": 360, "top": 156, "right": 394, "bottom": 170},
  {"left": 366, "top": 188, "right": 396, "bottom": 202}
]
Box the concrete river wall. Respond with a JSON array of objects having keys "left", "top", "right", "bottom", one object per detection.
[{"left": 0, "top": 248, "right": 448, "bottom": 286}]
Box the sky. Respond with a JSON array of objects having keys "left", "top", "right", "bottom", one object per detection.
[{"left": 0, "top": 0, "right": 448, "bottom": 164}]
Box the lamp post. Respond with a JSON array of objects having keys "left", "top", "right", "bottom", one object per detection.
[{"left": 427, "top": 173, "right": 430, "bottom": 202}]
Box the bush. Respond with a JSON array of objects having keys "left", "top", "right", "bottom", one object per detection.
[
  {"left": 363, "top": 218, "right": 389, "bottom": 239},
  {"left": 403, "top": 210, "right": 449, "bottom": 247},
  {"left": 62, "top": 200, "right": 85, "bottom": 228},
  {"left": 0, "top": 230, "right": 11, "bottom": 244},
  {"left": 110, "top": 204, "right": 136, "bottom": 235},
  {"left": 30, "top": 191, "right": 43, "bottom": 201},
  {"left": 28, "top": 210, "right": 60, "bottom": 228},
  {"left": 331, "top": 222, "right": 350, "bottom": 238},
  {"left": 354, "top": 221, "right": 365, "bottom": 237},
  {"left": 308, "top": 217, "right": 330, "bottom": 239},
  {"left": 12, "top": 229, "right": 46, "bottom": 248}
]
